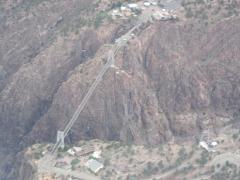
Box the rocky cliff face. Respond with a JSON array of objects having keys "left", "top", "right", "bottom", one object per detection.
[
  {"left": 0, "top": 0, "right": 240, "bottom": 179},
  {"left": 8, "top": 151, "right": 37, "bottom": 180},
  {"left": 27, "top": 18, "right": 240, "bottom": 146}
]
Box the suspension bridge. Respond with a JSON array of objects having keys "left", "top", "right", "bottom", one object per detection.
[{"left": 50, "top": 20, "right": 145, "bottom": 154}]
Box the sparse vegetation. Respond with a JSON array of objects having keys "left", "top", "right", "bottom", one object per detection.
[
  {"left": 32, "top": 131, "right": 240, "bottom": 179},
  {"left": 71, "top": 158, "right": 80, "bottom": 166},
  {"left": 158, "top": 161, "right": 164, "bottom": 169},
  {"left": 182, "top": 0, "right": 240, "bottom": 24},
  {"left": 232, "top": 133, "right": 239, "bottom": 140},
  {"left": 176, "top": 164, "right": 194, "bottom": 175},
  {"left": 142, "top": 162, "right": 159, "bottom": 177},
  {"left": 211, "top": 162, "right": 240, "bottom": 180},
  {"left": 33, "top": 152, "right": 43, "bottom": 160},
  {"left": 111, "top": 2, "right": 123, "bottom": 9},
  {"left": 195, "top": 151, "right": 210, "bottom": 166},
  {"left": 33, "top": 144, "right": 45, "bottom": 159},
  {"left": 21, "top": 0, "right": 47, "bottom": 10},
  {"left": 94, "top": 11, "right": 108, "bottom": 28},
  {"left": 175, "top": 147, "right": 188, "bottom": 166},
  {"left": 104, "top": 158, "right": 110, "bottom": 166}
]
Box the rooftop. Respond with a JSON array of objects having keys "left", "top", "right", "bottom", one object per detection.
[{"left": 85, "top": 159, "right": 104, "bottom": 174}]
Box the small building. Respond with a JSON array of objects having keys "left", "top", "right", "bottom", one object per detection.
[
  {"left": 120, "top": 6, "right": 127, "bottom": 11},
  {"left": 128, "top": 3, "right": 138, "bottom": 9},
  {"left": 151, "top": 1, "right": 158, "bottom": 6},
  {"left": 144, "top": 1, "right": 151, "bottom": 7},
  {"left": 111, "top": 9, "right": 118, "bottom": 16},
  {"left": 92, "top": 150, "right": 102, "bottom": 159},
  {"left": 152, "top": 12, "right": 163, "bottom": 20},
  {"left": 112, "top": 9, "right": 123, "bottom": 17},
  {"left": 67, "top": 149, "right": 75, "bottom": 156},
  {"left": 73, "top": 146, "right": 82, "bottom": 152},
  {"left": 123, "top": 10, "right": 132, "bottom": 17},
  {"left": 85, "top": 159, "right": 104, "bottom": 174},
  {"left": 209, "top": 141, "right": 218, "bottom": 152},
  {"left": 75, "top": 145, "right": 95, "bottom": 157},
  {"left": 211, "top": 141, "right": 218, "bottom": 147},
  {"left": 55, "top": 161, "right": 71, "bottom": 170},
  {"left": 199, "top": 141, "right": 209, "bottom": 151}
]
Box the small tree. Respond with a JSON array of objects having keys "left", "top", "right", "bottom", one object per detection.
[
  {"left": 196, "top": 151, "right": 209, "bottom": 166},
  {"left": 71, "top": 158, "right": 80, "bottom": 166},
  {"left": 185, "top": 8, "right": 194, "bottom": 18},
  {"left": 94, "top": 11, "right": 108, "bottom": 28}
]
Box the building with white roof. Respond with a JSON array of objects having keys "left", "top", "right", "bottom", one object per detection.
[
  {"left": 92, "top": 150, "right": 102, "bottom": 159},
  {"left": 120, "top": 6, "right": 127, "bottom": 11},
  {"left": 85, "top": 159, "right": 104, "bottom": 174},
  {"left": 211, "top": 141, "right": 218, "bottom": 147},
  {"left": 199, "top": 141, "right": 209, "bottom": 151},
  {"left": 144, "top": 1, "right": 151, "bottom": 7},
  {"left": 67, "top": 149, "right": 75, "bottom": 156},
  {"left": 128, "top": 3, "right": 138, "bottom": 9},
  {"left": 73, "top": 146, "right": 82, "bottom": 152}
]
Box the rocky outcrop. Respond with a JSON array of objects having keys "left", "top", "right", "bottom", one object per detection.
[{"left": 27, "top": 18, "right": 240, "bottom": 147}]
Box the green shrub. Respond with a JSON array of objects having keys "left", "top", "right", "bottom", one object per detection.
[
  {"left": 111, "top": 2, "right": 122, "bottom": 9},
  {"left": 158, "top": 161, "right": 164, "bottom": 169},
  {"left": 71, "top": 158, "right": 80, "bottom": 166},
  {"left": 94, "top": 11, "right": 108, "bottom": 28},
  {"left": 142, "top": 162, "right": 158, "bottom": 177},
  {"left": 196, "top": 151, "right": 209, "bottom": 166},
  {"left": 34, "top": 152, "right": 43, "bottom": 159},
  {"left": 232, "top": 133, "right": 238, "bottom": 139},
  {"left": 185, "top": 8, "right": 194, "bottom": 18},
  {"left": 174, "top": 147, "right": 188, "bottom": 166},
  {"left": 104, "top": 158, "right": 110, "bottom": 166},
  {"left": 22, "top": 0, "right": 47, "bottom": 10}
]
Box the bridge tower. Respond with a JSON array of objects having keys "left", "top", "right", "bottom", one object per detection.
[{"left": 56, "top": 130, "right": 65, "bottom": 149}]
